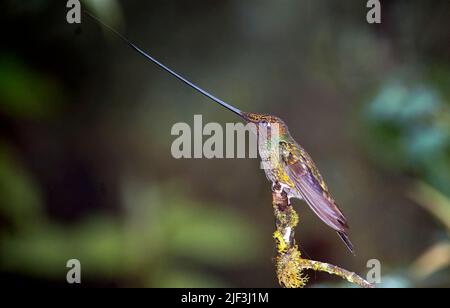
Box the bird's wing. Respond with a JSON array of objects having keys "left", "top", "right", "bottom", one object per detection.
[{"left": 279, "top": 141, "right": 354, "bottom": 253}]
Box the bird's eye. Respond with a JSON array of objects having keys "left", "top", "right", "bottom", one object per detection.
[{"left": 260, "top": 120, "right": 271, "bottom": 129}]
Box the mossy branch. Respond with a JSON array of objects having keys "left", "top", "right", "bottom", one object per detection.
[{"left": 271, "top": 183, "right": 374, "bottom": 288}]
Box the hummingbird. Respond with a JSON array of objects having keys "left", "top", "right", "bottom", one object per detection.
[{"left": 86, "top": 12, "right": 354, "bottom": 254}]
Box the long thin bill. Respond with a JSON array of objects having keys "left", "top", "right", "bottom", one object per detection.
[{"left": 84, "top": 11, "right": 248, "bottom": 121}]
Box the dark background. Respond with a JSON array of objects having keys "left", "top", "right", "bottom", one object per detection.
[{"left": 0, "top": 0, "right": 449, "bottom": 287}]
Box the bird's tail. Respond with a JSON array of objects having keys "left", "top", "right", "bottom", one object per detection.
[{"left": 337, "top": 231, "right": 355, "bottom": 255}]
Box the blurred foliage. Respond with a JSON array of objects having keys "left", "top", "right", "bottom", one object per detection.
[
  {"left": 0, "top": 143, "right": 44, "bottom": 229},
  {"left": 364, "top": 80, "right": 450, "bottom": 196},
  {"left": 410, "top": 182, "right": 450, "bottom": 232},
  {"left": 84, "top": 0, "right": 124, "bottom": 29},
  {"left": 0, "top": 54, "right": 64, "bottom": 118},
  {"left": 408, "top": 182, "right": 450, "bottom": 287},
  {"left": 0, "top": 155, "right": 262, "bottom": 286},
  {"left": 363, "top": 79, "right": 450, "bottom": 287}
]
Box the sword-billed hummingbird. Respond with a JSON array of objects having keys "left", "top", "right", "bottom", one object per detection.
[{"left": 86, "top": 12, "right": 354, "bottom": 254}]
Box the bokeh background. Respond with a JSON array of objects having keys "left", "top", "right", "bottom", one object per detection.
[{"left": 1, "top": 0, "right": 449, "bottom": 287}]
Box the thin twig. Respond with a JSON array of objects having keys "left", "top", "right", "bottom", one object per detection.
[
  {"left": 299, "top": 259, "right": 374, "bottom": 288},
  {"left": 271, "top": 182, "right": 374, "bottom": 288}
]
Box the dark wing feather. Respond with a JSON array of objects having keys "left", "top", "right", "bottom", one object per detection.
[{"left": 280, "top": 142, "right": 354, "bottom": 254}]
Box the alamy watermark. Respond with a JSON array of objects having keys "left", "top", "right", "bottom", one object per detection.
[
  {"left": 66, "top": 259, "right": 81, "bottom": 284},
  {"left": 66, "top": 0, "right": 81, "bottom": 24},
  {"left": 66, "top": 1, "right": 381, "bottom": 25},
  {"left": 64, "top": 257, "right": 381, "bottom": 285},
  {"left": 366, "top": 258, "right": 382, "bottom": 284},
  {"left": 366, "top": 0, "right": 381, "bottom": 24}
]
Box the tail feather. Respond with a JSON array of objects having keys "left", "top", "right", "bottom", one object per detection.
[{"left": 338, "top": 231, "right": 355, "bottom": 255}]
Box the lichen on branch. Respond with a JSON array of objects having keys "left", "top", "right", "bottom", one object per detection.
[{"left": 271, "top": 183, "right": 374, "bottom": 288}]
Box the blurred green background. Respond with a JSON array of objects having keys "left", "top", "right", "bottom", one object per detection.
[{"left": 0, "top": 0, "right": 449, "bottom": 287}]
